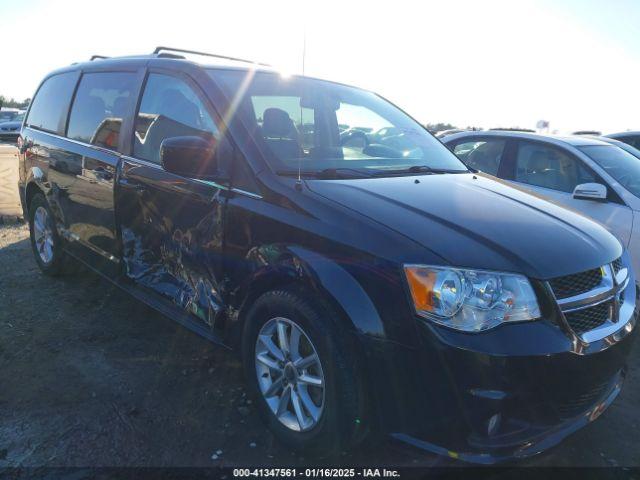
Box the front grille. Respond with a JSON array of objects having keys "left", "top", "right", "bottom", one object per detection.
[
  {"left": 612, "top": 257, "right": 623, "bottom": 276},
  {"left": 555, "top": 378, "right": 612, "bottom": 420},
  {"left": 549, "top": 267, "right": 603, "bottom": 299},
  {"left": 564, "top": 301, "right": 611, "bottom": 335}
]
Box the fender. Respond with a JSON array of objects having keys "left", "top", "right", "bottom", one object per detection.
[
  {"left": 23, "top": 168, "right": 48, "bottom": 213},
  {"left": 230, "top": 244, "right": 385, "bottom": 340}
]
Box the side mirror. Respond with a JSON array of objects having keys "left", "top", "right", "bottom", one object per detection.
[
  {"left": 573, "top": 183, "right": 607, "bottom": 201},
  {"left": 160, "top": 136, "right": 219, "bottom": 180}
]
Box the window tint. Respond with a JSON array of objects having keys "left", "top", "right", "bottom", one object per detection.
[
  {"left": 26, "top": 72, "right": 77, "bottom": 134},
  {"left": 134, "top": 73, "right": 219, "bottom": 164},
  {"left": 453, "top": 139, "right": 505, "bottom": 175},
  {"left": 515, "top": 142, "right": 595, "bottom": 193},
  {"left": 67, "top": 72, "right": 137, "bottom": 151}
]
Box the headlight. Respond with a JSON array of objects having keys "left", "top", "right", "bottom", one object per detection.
[{"left": 404, "top": 265, "right": 541, "bottom": 332}]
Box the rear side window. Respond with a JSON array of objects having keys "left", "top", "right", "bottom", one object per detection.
[
  {"left": 26, "top": 72, "right": 77, "bottom": 134},
  {"left": 453, "top": 139, "right": 505, "bottom": 175},
  {"left": 67, "top": 72, "right": 137, "bottom": 151},
  {"left": 134, "top": 73, "right": 219, "bottom": 164}
]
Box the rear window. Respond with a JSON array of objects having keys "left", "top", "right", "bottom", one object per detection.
[
  {"left": 67, "top": 72, "right": 137, "bottom": 151},
  {"left": 26, "top": 72, "right": 77, "bottom": 134}
]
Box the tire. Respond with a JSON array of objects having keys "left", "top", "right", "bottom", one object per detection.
[
  {"left": 28, "top": 193, "right": 75, "bottom": 276},
  {"left": 242, "top": 288, "right": 368, "bottom": 456}
]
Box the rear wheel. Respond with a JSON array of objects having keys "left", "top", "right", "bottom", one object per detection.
[
  {"left": 28, "top": 193, "right": 74, "bottom": 276},
  {"left": 242, "top": 289, "right": 367, "bottom": 456}
]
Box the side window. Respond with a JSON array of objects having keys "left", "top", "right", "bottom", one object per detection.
[
  {"left": 629, "top": 136, "right": 640, "bottom": 150},
  {"left": 134, "top": 73, "right": 219, "bottom": 164},
  {"left": 515, "top": 141, "right": 595, "bottom": 193},
  {"left": 453, "top": 139, "right": 506, "bottom": 176},
  {"left": 26, "top": 72, "right": 77, "bottom": 134},
  {"left": 67, "top": 72, "right": 137, "bottom": 151}
]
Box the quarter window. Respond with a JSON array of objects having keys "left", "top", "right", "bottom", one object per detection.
[
  {"left": 515, "top": 142, "right": 595, "bottom": 193},
  {"left": 134, "top": 73, "right": 219, "bottom": 164},
  {"left": 452, "top": 139, "right": 505, "bottom": 175},
  {"left": 26, "top": 72, "right": 77, "bottom": 134},
  {"left": 67, "top": 72, "right": 137, "bottom": 151}
]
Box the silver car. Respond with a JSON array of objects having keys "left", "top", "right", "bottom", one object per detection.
[{"left": 443, "top": 130, "right": 640, "bottom": 279}]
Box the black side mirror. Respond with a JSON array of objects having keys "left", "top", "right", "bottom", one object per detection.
[{"left": 160, "top": 136, "right": 219, "bottom": 180}]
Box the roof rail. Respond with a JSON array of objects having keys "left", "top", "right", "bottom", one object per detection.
[
  {"left": 153, "top": 46, "right": 272, "bottom": 67},
  {"left": 90, "top": 55, "right": 110, "bottom": 61}
]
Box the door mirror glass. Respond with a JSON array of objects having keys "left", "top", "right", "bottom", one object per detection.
[
  {"left": 160, "top": 136, "right": 218, "bottom": 179},
  {"left": 573, "top": 182, "right": 608, "bottom": 201}
]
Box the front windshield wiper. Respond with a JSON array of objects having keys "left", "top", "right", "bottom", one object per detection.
[
  {"left": 276, "top": 168, "right": 374, "bottom": 179},
  {"left": 372, "top": 165, "right": 468, "bottom": 176}
]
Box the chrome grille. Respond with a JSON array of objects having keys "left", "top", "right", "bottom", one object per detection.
[
  {"left": 549, "top": 267, "right": 603, "bottom": 300},
  {"left": 612, "top": 257, "right": 623, "bottom": 276},
  {"left": 564, "top": 302, "right": 611, "bottom": 335}
]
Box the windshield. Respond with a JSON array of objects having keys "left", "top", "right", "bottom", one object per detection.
[
  {"left": 580, "top": 145, "right": 640, "bottom": 198},
  {"left": 208, "top": 70, "right": 468, "bottom": 177},
  {"left": 0, "top": 111, "right": 16, "bottom": 122}
]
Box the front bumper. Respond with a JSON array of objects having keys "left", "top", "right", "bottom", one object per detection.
[
  {"left": 363, "top": 265, "right": 638, "bottom": 464},
  {"left": 0, "top": 132, "right": 19, "bottom": 143}
]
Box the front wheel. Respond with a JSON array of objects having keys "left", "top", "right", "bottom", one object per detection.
[{"left": 242, "top": 289, "right": 367, "bottom": 456}]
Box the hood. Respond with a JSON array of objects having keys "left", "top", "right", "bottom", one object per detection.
[
  {"left": 0, "top": 121, "right": 21, "bottom": 130},
  {"left": 306, "top": 173, "right": 622, "bottom": 279}
]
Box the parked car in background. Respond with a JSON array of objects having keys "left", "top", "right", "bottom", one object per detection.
[
  {"left": 585, "top": 135, "right": 640, "bottom": 160},
  {"left": 0, "top": 111, "right": 25, "bottom": 143},
  {"left": 443, "top": 131, "right": 640, "bottom": 279},
  {"left": 18, "top": 49, "right": 637, "bottom": 463},
  {"left": 0, "top": 108, "right": 20, "bottom": 123},
  {"left": 605, "top": 131, "right": 640, "bottom": 150},
  {"left": 573, "top": 130, "right": 602, "bottom": 136}
]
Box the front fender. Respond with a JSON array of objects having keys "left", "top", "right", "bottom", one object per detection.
[{"left": 231, "top": 244, "right": 385, "bottom": 339}]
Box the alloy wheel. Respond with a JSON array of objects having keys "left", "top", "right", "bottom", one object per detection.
[
  {"left": 255, "top": 317, "right": 325, "bottom": 432},
  {"left": 33, "top": 206, "right": 54, "bottom": 264}
]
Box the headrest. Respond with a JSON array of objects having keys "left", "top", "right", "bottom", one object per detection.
[{"left": 262, "top": 108, "right": 295, "bottom": 138}]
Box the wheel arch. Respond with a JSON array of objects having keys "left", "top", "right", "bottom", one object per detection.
[{"left": 226, "top": 245, "right": 385, "bottom": 349}]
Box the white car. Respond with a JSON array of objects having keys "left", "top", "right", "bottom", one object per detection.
[{"left": 443, "top": 130, "right": 640, "bottom": 279}]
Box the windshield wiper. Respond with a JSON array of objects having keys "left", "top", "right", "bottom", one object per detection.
[
  {"left": 372, "top": 165, "right": 468, "bottom": 176},
  {"left": 276, "top": 168, "right": 374, "bottom": 179},
  {"left": 316, "top": 168, "right": 374, "bottom": 179}
]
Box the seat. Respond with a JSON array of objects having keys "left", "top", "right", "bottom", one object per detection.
[{"left": 261, "top": 108, "right": 302, "bottom": 160}]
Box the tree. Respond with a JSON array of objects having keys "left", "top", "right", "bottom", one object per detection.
[{"left": 0, "top": 96, "right": 31, "bottom": 109}]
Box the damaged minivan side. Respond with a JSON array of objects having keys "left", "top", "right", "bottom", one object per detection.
[{"left": 18, "top": 48, "right": 638, "bottom": 463}]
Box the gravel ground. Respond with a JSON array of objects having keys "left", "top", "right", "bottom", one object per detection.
[{"left": 1, "top": 223, "right": 639, "bottom": 470}]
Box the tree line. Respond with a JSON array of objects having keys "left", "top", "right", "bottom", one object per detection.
[{"left": 0, "top": 96, "right": 31, "bottom": 109}]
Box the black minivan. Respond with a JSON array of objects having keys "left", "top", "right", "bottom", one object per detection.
[{"left": 18, "top": 48, "right": 637, "bottom": 463}]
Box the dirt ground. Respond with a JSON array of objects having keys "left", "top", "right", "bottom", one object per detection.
[{"left": 1, "top": 222, "right": 639, "bottom": 471}]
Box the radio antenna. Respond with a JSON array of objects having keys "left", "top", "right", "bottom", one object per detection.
[{"left": 295, "top": 27, "right": 306, "bottom": 191}]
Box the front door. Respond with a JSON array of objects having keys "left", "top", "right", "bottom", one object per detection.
[
  {"left": 509, "top": 139, "right": 633, "bottom": 246},
  {"left": 117, "top": 70, "right": 229, "bottom": 327}
]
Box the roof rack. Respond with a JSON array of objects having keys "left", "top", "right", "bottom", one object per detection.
[
  {"left": 90, "top": 55, "right": 110, "bottom": 61},
  {"left": 153, "top": 46, "right": 272, "bottom": 67}
]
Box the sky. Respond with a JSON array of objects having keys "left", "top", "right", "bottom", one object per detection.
[{"left": 1, "top": 0, "right": 639, "bottom": 134}]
